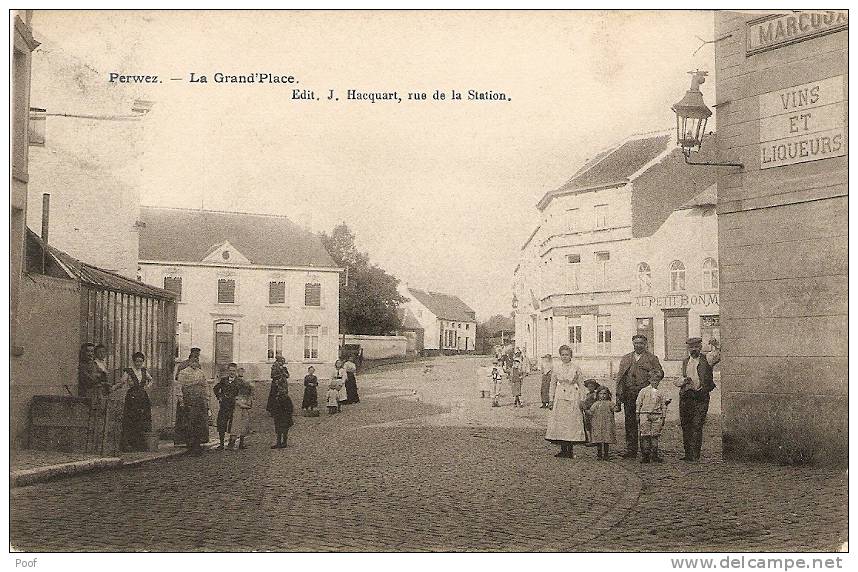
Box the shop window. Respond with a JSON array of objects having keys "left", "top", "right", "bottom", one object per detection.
[
  {"left": 164, "top": 276, "right": 182, "bottom": 302},
  {"left": 596, "top": 316, "right": 612, "bottom": 355},
  {"left": 217, "top": 279, "right": 236, "bottom": 304},
  {"left": 269, "top": 281, "right": 286, "bottom": 305},
  {"left": 303, "top": 325, "right": 319, "bottom": 359},
  {"left": 304, "top": 283, "right": 321, "bottom": 306},
  {"left": 664, "top": 310, "right": 689, "bottom": 360},
  {"left": 636, "top": 262, "right": 651, "bottom": 293},
  {"left": 700, "top": 315, "right": 720, "bottom": 345},
  {"left": 670, "top": 260, "right": 686, "bottom": 292},
  {"left": 702, "top": 258, "right": 719, "bottom": 291},
  {"left": 267, "top": 325, "right": 283, "bottom": 360}
]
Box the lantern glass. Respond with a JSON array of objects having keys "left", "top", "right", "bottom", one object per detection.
[{"left": 676, "top": 112, "right": 708, "bottom": 155}]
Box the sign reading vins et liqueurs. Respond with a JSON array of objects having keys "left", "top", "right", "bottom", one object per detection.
[
  {"left": 759, "top": 75, "right": 846, "bottom": 169},
  {"left": 747, "top": 11, "right": 848, "bottom": 55}
]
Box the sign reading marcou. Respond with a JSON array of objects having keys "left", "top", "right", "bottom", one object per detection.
[
  {"left": 747, "top": 11, "right": 848, "bottom": 55},
  {"left": 758, "top": 75, "right": 846, "bottom": 170}
]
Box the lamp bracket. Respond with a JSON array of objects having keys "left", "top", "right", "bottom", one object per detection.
[{"left": 682, "top": 150, "right": 743, "bottom": 169}]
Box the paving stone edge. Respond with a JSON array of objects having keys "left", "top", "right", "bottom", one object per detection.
[{"left": 11, "top": 441, "right": 220, "bottom": 488}]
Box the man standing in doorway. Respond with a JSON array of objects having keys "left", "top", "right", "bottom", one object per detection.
[
  {"left": 675, "top": 337, "right": 720, "bottom": 462},
  {"left": 614, "top": 334, "right": 664, "bottom": 459}
]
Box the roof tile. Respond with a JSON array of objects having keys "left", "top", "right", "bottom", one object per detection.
[{"left": 138, "top": 207, "right": 337, "bottom": 268}]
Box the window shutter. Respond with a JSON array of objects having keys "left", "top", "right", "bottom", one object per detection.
[
  {"left": 218, "top": 279, "right": 236, "bottom": 303},
  {"left": 269, "top": 281, "right": 286, "bottom": 304},
  {"left": 304, "top": 283, "right": 321, "bottom": 306}
]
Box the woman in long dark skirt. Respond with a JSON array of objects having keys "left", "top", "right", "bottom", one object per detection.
[
  {"left": 302, "top": 366, "right": 319, "bottom": 412},
  {"left": 119, "top": 351, "right": 153, "bottom": 452},
  {"left": 344, "top": 359, "right": 360, "bottom": 404},
  {"left": 267, "top": 377, "right": 294, "bottom": 448}
]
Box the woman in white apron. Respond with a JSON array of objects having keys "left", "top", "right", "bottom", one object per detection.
[{"left": 545, "top": 344, "right": 586, "bottom": 458}]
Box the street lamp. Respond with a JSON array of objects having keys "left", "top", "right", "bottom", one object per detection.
[{"left": 672, "top": 69, "right": 743, "bottom": 169}]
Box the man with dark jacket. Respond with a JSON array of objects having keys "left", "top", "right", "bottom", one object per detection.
[
  {"left": 675, "top": 337, "right": 720, "bottom": 461},
  {"left": 213, "top": 363, "right": 240, "bottom": 450},
  {"left": 614, "top": 334, "right": 664, "bottom": 458}
]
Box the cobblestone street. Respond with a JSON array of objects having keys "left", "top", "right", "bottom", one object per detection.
[{"left": 10, "top": 356, "right": 847, "bottom": 552}]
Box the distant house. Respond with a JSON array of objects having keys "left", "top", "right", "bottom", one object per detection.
[
  {"left": 395, "top": 306, "right": 425, "bottom": 355},
  {"left": 401, "top": 287, "right": 477, "bottom": 354},
  {"left": 137, "top": 206, "right": 342, "bottom": 379}
]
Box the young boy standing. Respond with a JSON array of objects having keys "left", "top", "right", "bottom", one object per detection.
[
  {"left": 213, "top": 363, "right": 240, "bottom": 450},
  {"left": 635, "top": 368, "right": 670, "bottom": 463}
]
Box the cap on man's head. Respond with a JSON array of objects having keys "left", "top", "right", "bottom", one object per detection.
[
  {"left": 542, "top": 353, "right": 553, "bottom": 359},
  {"left": 632, "top": 334, "right": 648, "bottom": 342},
  {"left": 686, "top": 337, "right": 703, "bottom": 346},
  {"left": 190, "top": 347, "right": 201, "bottom": 354}
]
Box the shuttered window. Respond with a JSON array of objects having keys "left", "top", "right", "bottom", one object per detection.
[
  {"left": 269, "top": 281, "right": 286, "bottom": 304},
  {"left": 218, "top": 279, "right": 236, "bottom": 304},
  {"left": 304, "top": 283, "right": 321, "bottom": 307},
  {"left": 164, "top": 276, "right": 182, "bottom": 302}
]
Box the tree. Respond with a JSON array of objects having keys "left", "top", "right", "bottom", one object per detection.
[{"left": 320, "top": 223, "right": 407, "bottom": 336}]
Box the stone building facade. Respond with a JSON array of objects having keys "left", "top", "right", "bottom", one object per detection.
[
  {"left": 713, "top": 10, "right": 847, "bottom": 464},
  {"left": 138, "top": 207, "right": 342, "bottom": 380}
]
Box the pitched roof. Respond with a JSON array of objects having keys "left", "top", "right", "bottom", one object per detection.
[
  {"left": 407, "top": 288, "right": 476, "bottom": 322},
  {"left": 27, "top": 229, "right": 175, "bottom": 299},
  {"left": 630, "top": 144, "right": 719, "bottom": 238},
  {"left": 538, "top": 131, "right": 672, "bottom": 210},
  {"left": 138, "top": 206, "right": 338, "bottom": 268},
  {"left": 396, "top": 306, "right": 423, "bottom": 330},
  {"left": 677, "top": 183, "right": 717, "bottom": 210}
]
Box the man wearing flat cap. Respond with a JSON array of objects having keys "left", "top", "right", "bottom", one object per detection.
[
  {"left": 674, "top": 337, "right": 720, "bottom": 461},
  {"left": 614, "top": 334, "right": 664, "bottom": 458}
]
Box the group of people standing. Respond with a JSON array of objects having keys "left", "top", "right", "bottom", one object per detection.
[
  {"left": 540, "top": 334, "right": 720, "bottom": 462},
  {"left": 78, "top": 343, "right": 156, "bottom": 453}
]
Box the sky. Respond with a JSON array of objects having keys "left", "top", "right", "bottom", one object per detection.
[{"left": 29, "top": 10, "right": 716, "bottom": 321}]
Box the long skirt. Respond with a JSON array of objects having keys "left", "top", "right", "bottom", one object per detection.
[
  {"left": 121, "top": 386, "right": 152, "bottom": 452},
  {"left": 183, "top": 395, "right": 210, "bottom": 447},
  {"left": 540, "top": 378, "right": 551, "bottom": 404},
  {"left": 545, "top": 398, "right": 586, "bottom": 443},
  {"left": 345, "top": 372, "right": 360, "bottom": 404},
  {"left": 301, "top": 386, "right": 318, "bottom": 409},
  {"left": 231, "top": 406, "right": 252, "bottom": 437}
]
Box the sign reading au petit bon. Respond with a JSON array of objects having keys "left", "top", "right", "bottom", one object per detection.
[
  {"left": 758, "top": 75, "right": 846, "bottom": 169},
  {"left": 747, "top": 11, "right": 848, "bottom": 55}
]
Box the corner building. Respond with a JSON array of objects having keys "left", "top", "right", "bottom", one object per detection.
[
  {"left": 714, "top": 10, "right": 847, "bottom": 464},
  {"left": 513, "top": 131, "right": 717, "bottom": 377}
]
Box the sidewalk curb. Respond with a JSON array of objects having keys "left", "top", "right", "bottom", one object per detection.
[
  {"left": 11, "top": 457, "right": 123, "bottom": 488},
  {"left": 11, "top": 441, "right": 221, "bottom": 488}
]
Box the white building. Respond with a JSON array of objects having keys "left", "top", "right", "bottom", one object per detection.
[
  {"left": 138, "top": 207, "right": 342, "bottom": 380},
  {"left": 513, "top": 131, "right": 718, "bottom": 377},
  {"left": 25, "top": 14, "right": 151, "bottom": 280},
  {"left": 401, "top": 287, "right": 477, "bottom": 354}
]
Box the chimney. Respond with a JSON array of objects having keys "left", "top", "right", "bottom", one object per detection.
[{"left": 41, "top": 193, "right": 50, "bottom": 243}]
